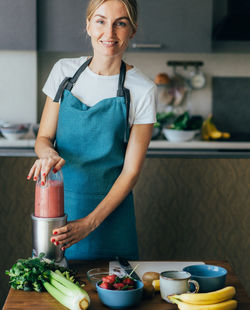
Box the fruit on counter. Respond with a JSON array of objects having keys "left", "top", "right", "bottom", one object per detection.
[
  {"left": 168, "top": 286, "right": 237, "bottom": 310},
  {"left": 168, "top": 286, "right": 236, "bottom": 305},
  {"left": 154, "top": 73, "right": 171, "bottom": 85},
  {"left": 142, "top": 272, "right": 160, "bottom": 297},
  {"left": 142, "top": 271, "right": 160, "bottom": 283},
  {"left": 152, "top": 279, "right": 160, "bottom": 291},
  {"left": 170, "top": 299, "right": 237, "bottom": 310},
  {"left": 201, "top": 115, "right": 230, "bottom": 141},
  {"left": 142, "top": 281, "right": 155, "bottom": 298},
  {"left": 44, "top": 270, "right": 90, "bottom": 310},
  {"left": 98, "top": 274, "right": 136, "bottom": 290}
]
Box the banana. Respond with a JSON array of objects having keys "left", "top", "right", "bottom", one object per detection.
[
  {"left": 168, "top": 286, "right": 236, "bottom": 305},
  {"left": 222, "top": 132, "right": 230, "bottom": 139},
  {"left": 174, "top": 299, "right": 237, "bottom": 310},
  {"left": 207, "top": 117, "right": 222, "bottom": 139},
  {"left": 201, "top": 115, "right": 230, "bottom": 141},
  {"left": 201, "top": 119, "right": 210, "bottom": 141}
]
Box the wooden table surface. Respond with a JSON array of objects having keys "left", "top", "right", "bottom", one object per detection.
[{"left": 3, "top": 260, "right": 250, "bottom": 310}]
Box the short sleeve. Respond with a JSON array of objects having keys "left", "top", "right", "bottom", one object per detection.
[
  {"left": 42, "top": 59, "right": 65, "bottom": 101},
  {"left": 133, "top": 84, "right": 157, "bottom": 124}
]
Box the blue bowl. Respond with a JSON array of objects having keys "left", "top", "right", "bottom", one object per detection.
[
  {"left": 96, "top": 280, "right": 144, "bottom": 309},
  {"left": 183, "top": 265, "right": 227, "bottom": 292}
]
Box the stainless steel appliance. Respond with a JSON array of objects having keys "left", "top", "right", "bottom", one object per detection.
[{"left": 31, "top": 214, "right": 67, "bottom": 267}]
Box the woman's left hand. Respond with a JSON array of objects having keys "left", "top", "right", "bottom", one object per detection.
[{"left": 50, "top": 217, "right": 96, "bottom": 250}]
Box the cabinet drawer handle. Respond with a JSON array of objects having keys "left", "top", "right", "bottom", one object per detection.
[{"left": 131, "top": 43, "right": 163, "bottom": 49}]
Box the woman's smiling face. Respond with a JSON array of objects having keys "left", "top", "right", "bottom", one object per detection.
[{"left": 86, "top": 0, "right": 136, "bottom": 57}]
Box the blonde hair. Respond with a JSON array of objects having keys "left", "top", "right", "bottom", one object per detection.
[{"left": 86, "top": 0, "right": 137, "bottom": 33}]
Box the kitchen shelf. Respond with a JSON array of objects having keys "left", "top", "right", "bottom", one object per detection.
[
  {"left": 0, "top": 138, "right": 35, "bottom": 148},
  {"left": 2, "top": 138, "right": 250, "bottom": 158},
  {"left": 149, "top": 140, "right": 250, "bottom": 150}
]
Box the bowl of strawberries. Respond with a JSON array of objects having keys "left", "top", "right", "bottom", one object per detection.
[{"left": 96, "top": 274, "right": 144, "bottom": 309}]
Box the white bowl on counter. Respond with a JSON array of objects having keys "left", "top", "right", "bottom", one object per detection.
[
  {"left": 0, "top": 124, "right": 30, "bottom": 140},
  {"left": 163, "top": 128, "right": 199, "bottom": 142}
]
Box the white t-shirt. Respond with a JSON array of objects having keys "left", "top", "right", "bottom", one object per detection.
[{"left": 42, "top": 56, "right": 157, "bottom": 126}]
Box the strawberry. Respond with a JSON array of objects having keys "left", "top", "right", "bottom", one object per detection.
[
  {"left": 99, "top": 282, "right": 112, "bottom": 290},
  {"left": 102, "top": 274, "right": 117, "bottom": 284},
  {"left": 123, "top": 277, "right": 135, "bottom": 286},
  {"left": 113, "top": 282, "right": 125, "bottom": 290}
]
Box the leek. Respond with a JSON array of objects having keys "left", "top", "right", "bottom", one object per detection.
[{"left": 43, "top": 270, "right": 90, "bottom": 310}]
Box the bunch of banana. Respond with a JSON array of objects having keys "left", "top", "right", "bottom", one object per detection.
[
  {"left": 201, "top": 115, "right": 230, "bottom": 141},
  {"left": 168, "top": 286, "right": 237, "bottom": 310}
]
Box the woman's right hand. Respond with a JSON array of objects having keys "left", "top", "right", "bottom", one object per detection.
[{"left": 27, "top": 152, "right": 65, "bottom": 184}]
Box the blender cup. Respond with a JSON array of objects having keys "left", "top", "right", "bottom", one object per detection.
[{"left": 31, "top": 169, "right": 67, "bottom": 266}]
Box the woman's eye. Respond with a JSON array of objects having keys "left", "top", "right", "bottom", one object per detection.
[
  {"left": 116, "top": 21, "right": 126, "bottom": 27},
  {"left": 96, "top": 20, "right": 104, "bottom": 24}
]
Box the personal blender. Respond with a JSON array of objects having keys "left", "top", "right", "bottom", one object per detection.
[{"left": 31, "top": 169, "right": 67, "bottom": 267}]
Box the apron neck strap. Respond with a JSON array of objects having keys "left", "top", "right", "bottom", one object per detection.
[
  {"left": 53, "top": 57, "right": 93, "bottom": 102},
  {"left": 66, "top": 57, "right": 93, "bottom": 91},
  {"left": 117, "top": 61, "right": 127, "bottom": 97},
  {"left": 68, "top": 57, "right": 127, "bottom": 95},
  {"left": 54, "top": 57, "right": 128, "bottom": 102}
]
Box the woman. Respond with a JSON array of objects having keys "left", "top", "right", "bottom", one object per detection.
[{"left": 28, "top": 0, "right": 156, "bottom": 260}]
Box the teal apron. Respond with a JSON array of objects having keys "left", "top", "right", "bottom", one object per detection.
[{"left": 54, "top": 58, "right": 138, "bottom": 260}]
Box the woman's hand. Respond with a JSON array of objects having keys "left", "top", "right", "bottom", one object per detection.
[
  {"left": 27, "top": 152, "right": 65, "bottom": 184},
  {"left": 27, "top": 96, "right": 63, "bottom": 184},
  {"left": 50, "top": 217, "right": 96, "bottom": 250}
]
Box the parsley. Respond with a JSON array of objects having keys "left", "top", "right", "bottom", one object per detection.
[{"left": 5, "top": 253, "right": 77, "bottom": 292}]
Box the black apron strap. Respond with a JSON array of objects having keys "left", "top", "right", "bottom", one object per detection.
[
  {"left": 53, "top": 77, "right": 72, "bottom": 102},
  {"left": 117, "top": 61, "right": 131, "bottom": 143},
  {"left": 53, "top": 57, "right": 93, "bottom": 102},
  {"left": 65, "top": 57, "right": 93, "bottom": 91}
]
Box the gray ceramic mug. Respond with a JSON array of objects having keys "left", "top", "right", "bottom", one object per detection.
[{"left": 160, "top": 270, "right": 199, "bottom": 302}]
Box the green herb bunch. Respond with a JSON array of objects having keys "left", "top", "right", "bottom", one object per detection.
[{"left": 5, "top": 253, "right": 77, "bottom": 292}]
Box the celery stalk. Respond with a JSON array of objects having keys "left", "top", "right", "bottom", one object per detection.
[
  {"left": 43, "top": 281, "right": 73, "bottom": 309},
  {"left": 50, "top": 278, "right": 73, "bottom": 297},
  {"left": 43, "top": 270, "right": 90, "bottom": 310}
]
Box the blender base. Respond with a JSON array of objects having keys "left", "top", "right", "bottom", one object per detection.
[
  {"left": 31, "top": 214, "right": 68, "bottom": 268},
  {"left": 32, "top": 250, "right": 68, "bottom": 268}
]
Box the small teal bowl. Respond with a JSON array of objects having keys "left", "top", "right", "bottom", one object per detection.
[
  {"left": 96, "top": 280, "right": 144, "bottom": 309},
  {"left": 183, "top": 265, "right": 227, "bottom": 292}
]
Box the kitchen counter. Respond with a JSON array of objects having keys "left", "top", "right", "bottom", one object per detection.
[
  {"left": 2, "top": 138, "right": 250, "bottom": 158},
  {"left": 3, "top": 260, "right": 250, "bottom": 309},
  {"left": 148, "top": 140, "right": 250, "bottom": 158},
  {"left": 0, "top": 138, "right": 36, "bottom": 156}
]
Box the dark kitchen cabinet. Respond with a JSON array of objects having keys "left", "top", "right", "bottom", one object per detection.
[
  {"left": 37, "top": 0, "right": 91, "bottom": 52},
  {"left": 0, "top": 0, "right": 36, "bottom": 50},
  {"left": 212, "top": 0, "right": 250, "bottom": 53},
  {"left": 37, "top": 0, "right": 212, "bottom": 53},
  {"left": 130, "top": 0, "right": 213, "bottom": 53}
]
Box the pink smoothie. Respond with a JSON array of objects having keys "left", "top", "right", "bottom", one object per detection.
[{"left": 35, "top": 180, "right": 64, "bottom": 218}]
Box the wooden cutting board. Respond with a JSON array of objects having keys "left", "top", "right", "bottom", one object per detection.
[{"left": 109, "top": 261, "right": 205, "bottom": 279}]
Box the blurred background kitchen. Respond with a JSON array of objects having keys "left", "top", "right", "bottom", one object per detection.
[{"left": 1, "top": 0, "right": 250, "bottom": 307}]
